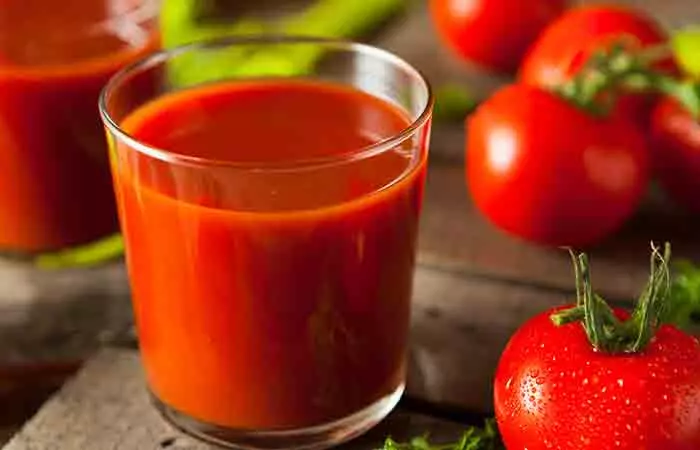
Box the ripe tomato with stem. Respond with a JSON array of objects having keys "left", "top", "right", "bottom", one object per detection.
[{"left": 495, "top": 244, "right": 700, "bottom": 450}]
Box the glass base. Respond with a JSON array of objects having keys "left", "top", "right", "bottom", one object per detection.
[{"left": 152, "top": 384, "right": 404, "bottom": 450}]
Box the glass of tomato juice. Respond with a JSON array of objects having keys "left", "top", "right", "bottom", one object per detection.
[
  {"left": 100, "top": 37, "right": 433, "bottom": 449},
  {"left": 0, "top": 0, "right": 159, "bottom": 254}
]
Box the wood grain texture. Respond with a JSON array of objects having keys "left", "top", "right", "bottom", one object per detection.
[
  {"left": 418, "top": 163, "right": 699, "bottom": 302},
  {"left": 1, "top": 349, "right": 470, "bottom": 450},
  {"left": 408, "top": 265, "right": 567, "bottom": 411},
  {"left": 0, "top": 261, "right": 132, "bottom": 441},
  {"left": 2, "top": 263, "right": 568, "bottom": 448},
  {"left": 0, "top": 260, "right": 131, "bottom": 366}
]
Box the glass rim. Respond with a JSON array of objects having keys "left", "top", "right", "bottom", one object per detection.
[{"left": 99, "top": 35, "right": 434, "bottom": 171}]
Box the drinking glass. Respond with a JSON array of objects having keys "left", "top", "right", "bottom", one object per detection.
[
  {"left": 0, "top": 0, "right": 159, "bottom": 254},
  {"left": 0, "top": 0, "right": 158, "bottom": 427},
  {"left": 100, "top": 36, "right": 432, "bottom": 449}
]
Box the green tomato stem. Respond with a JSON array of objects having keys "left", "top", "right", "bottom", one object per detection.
[
  {"left": 555, "top": 40, "right": 700, "bottom": 120},
  {"left": 551, "top": 243, "right": 672, "bottom": 354}
]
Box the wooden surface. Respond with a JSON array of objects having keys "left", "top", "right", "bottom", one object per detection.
[
  {"left": 2, "top": 349, "right": 471, "bottom": 450},
  {"left": 418, "top": 164, "right": 699, "bottom": 302},
  {"left": 2, "top": 0, "right": 700, "bottom": 445},
  {"left": 0, "top": 264, "right": 570, "bottom": 449}
]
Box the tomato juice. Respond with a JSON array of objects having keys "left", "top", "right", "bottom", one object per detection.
[
  {"left": 0, "top": 0, "right": 157, "bottom": 252},
  {"left": 111, "top": 78, "right": 430, "bottom": 430}
]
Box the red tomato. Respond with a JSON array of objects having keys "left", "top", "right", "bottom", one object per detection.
[
  {"left": 494, "top": 306, "right": 700, "bottom": 449},
  {"left": 429, "top": 0, "right": 568, "bottom": 74},
  {"left": 519, "top": 5, "right": 674, "bottom": 126},
  {"left": 650, "top": 96, "right": 700, "bottom": 213},
  {"left": 466, "top": 84, "right": 649, "bottom": 247}
]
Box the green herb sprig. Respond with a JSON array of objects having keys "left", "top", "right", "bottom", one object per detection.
[
  {"left": 663, "top": 259, "right": 700, "bottom": 332},
  {"left": 382, "top": 420, "right": 504, "bottom": 450}
]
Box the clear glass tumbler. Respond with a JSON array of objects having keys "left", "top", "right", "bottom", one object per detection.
[
  {"left": 0, "top": 0, "right": 158, "bottom": 429},
  {"left": 0, "top": 0, "right": 159, "bottom": 254},
  {"left": 100, "top": 36, "right": 432, "bottom": 450}
]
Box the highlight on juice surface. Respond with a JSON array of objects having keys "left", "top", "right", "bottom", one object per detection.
[
  {"left": 100, "top": 36, "right": 433, "bottom": 449},
  {"left": 0, "top": 0, "right": 159, "bottom": 255}
]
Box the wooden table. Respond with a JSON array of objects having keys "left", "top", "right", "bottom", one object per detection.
[{"left": 1, "top": 0, "right": 700, "bottom": 447}]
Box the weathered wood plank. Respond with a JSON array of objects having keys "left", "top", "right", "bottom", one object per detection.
[
  {"left": 1, "top": 262, "right": 570, "bottom": 447},
  {"left": 0, "top": 262, "right": 132, "bottom": 440},
  {"left": 418, "top": 163, "right": 700, "bottom": 301},
  {"left": 1, "top": 350, "right": 470, "bottom": 450},
  {"left": 0, "top": 260, "right": 131, "bottom": 365},
  {"left": 408, "top": 266, "right": 567, "bottom": 410}
]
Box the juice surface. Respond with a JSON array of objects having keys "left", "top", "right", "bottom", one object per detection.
[
  {"left": 116, "top": 80, "right": 429, "bottom": 429},
  {"left": 0, "top": 0, "right": 157, "bottom": 252}
]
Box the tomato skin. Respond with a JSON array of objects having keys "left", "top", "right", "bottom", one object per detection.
[
  {"left": 466, "top": 84, "right": 649, "bottom": 248},
  {"left": 429, "top": 0, "right": 568, "bottom": 74},
  {"left": 519, "top": 5, "right": 674, "bottom": 126},
  {"left": 650, "top": 97, "right": 700, "bottom": 214},
  {"left": 494, "top": 306, "right": 700, "bottom": 450}
]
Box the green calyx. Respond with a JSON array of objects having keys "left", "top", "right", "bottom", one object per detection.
[
  {"left": 551, "top": 243, "right": 672, "bottom": 354},
  {"left": 554, "top": 38, "right": 700, "bottom": 120}
]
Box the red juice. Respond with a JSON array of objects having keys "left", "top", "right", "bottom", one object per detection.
[
  {"left": 113, "top": 79, "right": 429, "bottom": 429},
  {"left": 0, "top": 0, "right": 157, "bottom": 252}
]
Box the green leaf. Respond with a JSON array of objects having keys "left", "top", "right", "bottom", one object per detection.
[
  {"left": 672, "top": 27, "right": 700, "bottom": 78},
  {"left": 160, "top": 0, "right": 268, "bottom": 87},
  {"left": 164, "top": 19, "right": 268, "bottom": 87},
  {"left": 34, "top": 234, "right": 125, "bottom": 270},
  {"left": 279, "top": 0, "right": 405, "bottom": 40},
  {"left": 663, "top": 259, "right": 700, "bottom": 332},
  {"left": 160, "top": 0, "right": 407, "bottom": 85},
  {"left": 433, "top": 84, "right": 479, "bottom": 122},
  {"left": 160, "top": 0, "right": 255, "bottom": 49},
  {"left": 380, "top": 420, "right": 504, "bottom": 450}
]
